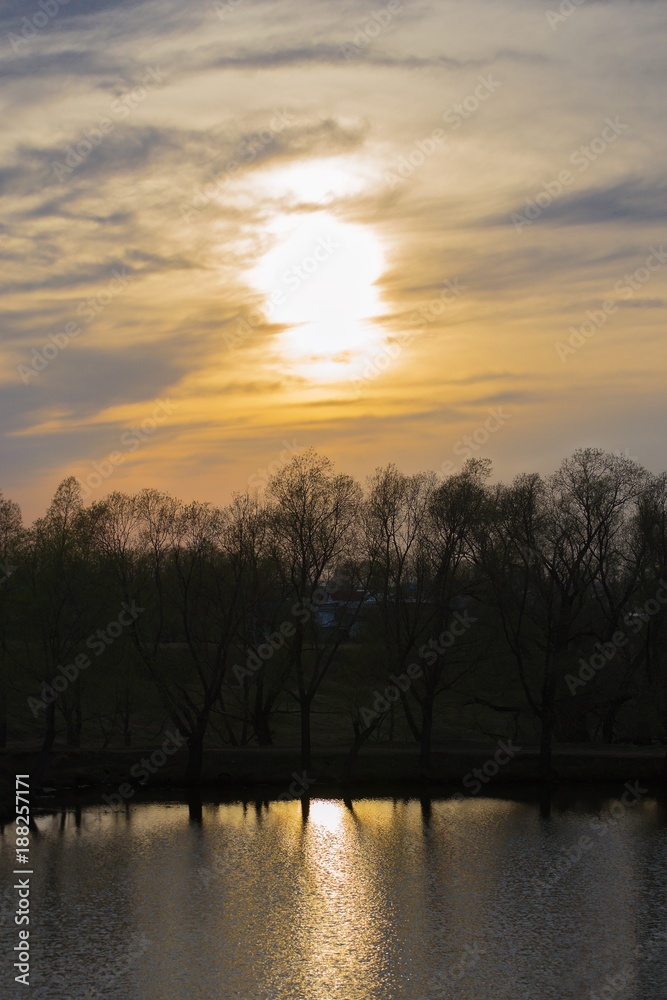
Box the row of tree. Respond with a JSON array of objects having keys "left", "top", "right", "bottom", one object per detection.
[{"left": 1, "top": 447, "right": 666, "bottom": 784}]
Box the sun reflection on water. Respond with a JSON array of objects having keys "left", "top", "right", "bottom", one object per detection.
[
  {"left": 285, "top": 799, "right": 393, "bottom": 998},
  {"left": 17, "top": 793, "right": 664, "bottom": 1000}
]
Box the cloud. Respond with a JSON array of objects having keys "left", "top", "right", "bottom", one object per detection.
[
  {"left": 496, "top": 177, "right": 667, "bottom": 228},
  {"left": 0, "top": 0, "right": 152, "bottom": 22},
  {"left": 1, "top": 0, "right": 666, "bottom": 523}
]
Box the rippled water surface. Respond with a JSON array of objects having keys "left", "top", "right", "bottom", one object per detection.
[{"left": 2, "top": 792, "right": 667, "bottom": 998}]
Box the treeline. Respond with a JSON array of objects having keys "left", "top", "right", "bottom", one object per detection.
[{"left": 1, "top": 447, "right": 666, "bottom": 784}]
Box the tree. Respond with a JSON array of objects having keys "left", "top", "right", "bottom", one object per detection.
[
  {"left": 416, "top": 458, "right": 490, "bottom": 768},
  {"left": 23, "top": 478, "right": 102, "bottom": 759},
  {"left": 266, "top": 449, "right": 363, "bottom": 769},
  {"left": 0, "top": 491, "right": 23, "bottom": 748},
  {"left": 170, "top": 494, "right": 274, "bottom": 782},
  {"left": 474, "top": 449, "right": 648, "bottom": 778},
  {"left": 223, "top": 494, "right": 293, "bottom": 747},
  {"left": 363, "top": 465, "right": 437, "bottom": 745},
  {"left": 631, "top": 471, "right": 667, "bottom": 764},
  {"left": 362, "top": 462, "right": 487, "bottom": 767}
]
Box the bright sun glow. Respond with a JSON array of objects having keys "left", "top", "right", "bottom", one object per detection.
[
  {"left": 250, "top": 195, "right": 386, "bottom": 382},
  {"left": 260, "top": 157, "right": 366, "bottom": 204}
]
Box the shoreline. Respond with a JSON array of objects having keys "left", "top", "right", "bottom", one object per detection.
[{"left": 1, "top": 744, "right": 665, "bottom": 818}]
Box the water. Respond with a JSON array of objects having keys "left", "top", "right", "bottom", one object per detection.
[{"left": 2, "top": 791, "right": 667, "bottom": 999}]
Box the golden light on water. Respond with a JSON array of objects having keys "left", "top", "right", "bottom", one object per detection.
[
  {"left": 24, "top": 796, "right": 664, "bottom": 999},
  {"left": 294, "top": 799, "right": 389, "bottom": 996},
  {"left": 307, "top": 798, "right": 346, "bottom": 833}
]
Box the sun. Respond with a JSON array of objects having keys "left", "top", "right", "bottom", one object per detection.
[
  {"left": 244, "top": 156, "right": 391, "bottom": 383},
  {"left": 260, "top": 157, "right": 366, "bottom": 205},
  {"left": 249, "top": 203, "right": 386, "bottom": 382}
]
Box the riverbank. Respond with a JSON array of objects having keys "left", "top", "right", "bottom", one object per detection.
[{"left": 1, "top": 743, "right": 665, "bottom": 815}]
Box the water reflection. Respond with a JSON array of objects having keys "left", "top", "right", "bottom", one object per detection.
[
  {"left": 1, "top": 791, "right": 666, "bottom": 999},
  {"left": 187, "top": 791, "right": 203, "bottom": 825}
]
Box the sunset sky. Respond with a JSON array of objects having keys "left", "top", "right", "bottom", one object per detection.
[{"left": 1, "top": 0, "right": 665, "bottom": 521}]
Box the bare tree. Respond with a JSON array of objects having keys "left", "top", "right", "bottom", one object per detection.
[
  {"left": 474, "top": 449, "right": 648, "bottom": 778},
  {"left": 0, "top": 491, "right": 23, "bottom": 748},
  {"left": 266, "top": 449, "right": 363, "bottom": 769},
  {"left": 23, "top": 478, "right": 103, "bottom": 763},
  {"left": 363, "top": 464, "right": 437, "bottom": 687}
]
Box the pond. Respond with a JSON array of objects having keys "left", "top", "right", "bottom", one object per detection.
[{"left": 2, "top": 789, "right": 667, "bottom": 999}]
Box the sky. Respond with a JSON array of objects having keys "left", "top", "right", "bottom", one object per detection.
[{"left": 1, "top": 0, "right": 665, "bottom": 522}]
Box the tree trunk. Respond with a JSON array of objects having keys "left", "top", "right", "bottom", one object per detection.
[
  {"left": 188, "top": 791, "right": 203, "bottom": 824},
  {"left": 253, "top": 683, "right": 274, "bottom": 745},
  {"left": 183, "top": 726, "right": 205, "bottom": 787},
  {"left": 420, "top": 697, "right": 434, "bottom": 771},
  {"left": 342, "top": 719, "right": 380, "bottom": 783},
  {"left": 254, "top": 713, "right": 273, "bottom": 746},
  {"left": 539, "top": 671, "right": 556, "bottom": 781},
  {"left": 33, "top": 698, "right": 57, "bottom": 789},
  {"left": 122, "top": 687, "right": 131, "bottom": 747},
  {"left": 602, "top": 706, "right": 615, "bottom": 744},
  {"left": 300, "top": 697, "right": 311, "bottom": 770},
  {"left": 294, "top": 625, "right": 310, "bottom": 769},
  {"left": 41, "top": 699, "right": 56, "bottom": 755},
  {"left": 539, "top": 722, "right": 553, "bottom": 782},
  {"left": 66, "top": 688, "right": 83, "bottom": 748}
]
